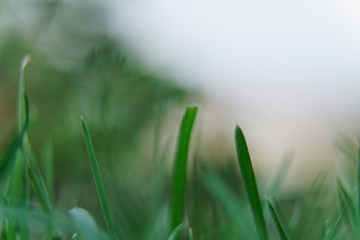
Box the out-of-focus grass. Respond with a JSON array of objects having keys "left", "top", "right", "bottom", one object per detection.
[
  {"left": 1, "top": 2, "right": 360, "bottom": 239},
  {"left": 0, "top": 55, "right": 359, "bottom": 239}
]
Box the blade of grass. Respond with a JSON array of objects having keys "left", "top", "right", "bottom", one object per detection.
[
  {"left": 27, "top": 161, "right": 60, "bottom": 240},
  {"left": 81, "top": 116, "right": 116, "bottom": 238},
  {"left": 290, "top": 172, "right": 328, "bottom": 239},
  {"left": 41, "top": 140, "right": 54, "bottom": 204},
  {"left": 170, "top": 105, "right": 198, "bottom": 231},
  {"left": 18, "top": 55, "right": 30, "bottom": 131},
  {"left": 327, "top": 202, "right": 347, "bottom": 240},
  {"left": 267, "top": 200, "right": 288, "bottom": 240},
  {"left": 320, "top": 219, "right": 330, "bottom": 240},
  {"left": 6, "top": 56, "right": 31, "bottom": 240},
  {"left": 266, "top": 153, "right": 292, "bottom": 201},
  {"left": 235, "top": 125, "right": 268, "bottom": 240},
  {"left": 188, "top": 227, "right": 194, "bottom": 240},
  {"left": 336, "top": 179, "right": 357, "bottom": 238},
  {"left": 201, "top": 169, "right": 248, "bottom": 234},
  {"left": 358, "top": 134, "right": 360, "bottom": 226},
  {"left": 168, "top": 224, "right": 184, "bottom": 240},
  {"left": 0, "top": 94, "right": 29, "bottom": 178}
]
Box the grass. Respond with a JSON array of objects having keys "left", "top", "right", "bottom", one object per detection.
[
  {"left": 170, "top": 105, "right": 198, "bottom": 233},
  {"left": 0, "top": 57, "right": 360, "bottom": 239},
  {"left": 235, "top": 125, "right": 268, "bottom": 240},
  {"left": 81, "top": 116, "right": 116, "bottom": 238}
]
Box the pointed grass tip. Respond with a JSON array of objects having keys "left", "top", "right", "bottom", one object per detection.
[{"left": 20, "top": 55, "right": 31, "bottom": 73}]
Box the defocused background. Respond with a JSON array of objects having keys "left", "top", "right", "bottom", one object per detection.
[
  {"left": 1, "top": 0, "right": 360, "bottom": 238},
  {"left": 106, "top": 0, "right": 360, "bottom": 188}
]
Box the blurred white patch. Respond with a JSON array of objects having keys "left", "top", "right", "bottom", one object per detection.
[{"left": 105, "top": 0, "right": 360, "bottom": 188}]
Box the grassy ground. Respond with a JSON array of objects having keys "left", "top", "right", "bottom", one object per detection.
[{"left": 0, "top": 57, "right": 359, "bottom": 240}]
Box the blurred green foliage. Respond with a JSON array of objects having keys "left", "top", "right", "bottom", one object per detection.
[
  {"left": 0, "top": 1, "right": 359, "bottom": 239},
  {"left": 0, "top": 0, "right": 187, "bottom": 219}
]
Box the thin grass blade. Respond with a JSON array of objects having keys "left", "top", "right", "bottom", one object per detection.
[
  {"left": 201, "top": 169, "right": 248, "bottom": 234},
  {"left": 41, "top": 140, "right": 54, "bottom": 203},
  {"left": 235, "top": 125, "right": 268, "bottom": 240},
  {"left": 327, "top": 203, "right": 347, "bottom": 240},
  {"left": 336, "top": 179, "right": 357, "bottom": 238},
  {"left": 168, "top": 224, "right": 184, "bottom": 240},
  {"left": 81, "top": 116, "right": 116, "bottom": 238},
  {"left": 267, "top": 200, "right": 288, "bottom": 240},
  {"left": 0, "top": 94, "right": 29, "bottom": 178},
  {"left": 266, "top": 153, "right": 292, "bottom": 201},
  {"left": 170, "top": 105, "right": 198, "bottom": 231}
]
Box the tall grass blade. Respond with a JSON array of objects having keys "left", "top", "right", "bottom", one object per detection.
[
  {"left": 6, "top": 56, "right": 31, "bottom": 240},
  {"left": 235, "top": 125, "right": 268, "bottom": 240},
  {"left": 170, "top": 105, "right": 198, "bottom": 231},
  {"left": 267, "top": 200, "right": 288, "bottom": 240},
  {"left": 81, "top": 116, "right": 116, "bottom": 238}
]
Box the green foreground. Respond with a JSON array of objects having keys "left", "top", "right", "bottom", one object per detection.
[{"left": 0, "top": 58, "right": 359, "bottom": 240}]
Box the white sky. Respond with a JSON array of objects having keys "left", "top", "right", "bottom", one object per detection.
[
  {"left": 106, "top": 0, "right": 360, "bottom": 117},
  {"left": 105, "top": 0, "right": 360, "bottom": 185}
]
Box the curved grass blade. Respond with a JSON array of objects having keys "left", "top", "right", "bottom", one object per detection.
[
  {"left": 168, "top": 224, "right": 184, "bottom": 240},
  {"left": 18, "top": 55, "right": 30, "bottom": 131},
  {"left": 170, "top": 105, "right": 198, "bottom": 232},
  {"left": 267, "top": 200, "right": 288, "bottom": 240},
  {"left": 81, "top": 116, "right": 116, "bottom": 238},
  {"left": 235, "top": 125, "right": 268, "bottom": 240}
]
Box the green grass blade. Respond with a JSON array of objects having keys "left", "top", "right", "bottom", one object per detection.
[
  {"left": 320, "top": 219, "right": 330, "bottom": 240},
  {"left": 27, "top": 166, "right": 52, "bottom": 213},
  {"left": 235, "top": 125, "right": 268, "bottom": 240},
  {"left": 168, "top": 224, "right": 184, "bottom": 240},
  {"left": 267, "top": 200, "right": 288, "bottom": 240},
  {"left": 26, "top": 145, "right": 55, "bottom": 217},
  {"left": 0, "top": 94, "right": 29, "bottom": 178},
  {"left": 18, "top": 55, "right": 30, "bottom": 131},
  {"left": 358, "top": 134, "right": 360, "bottom": 221},
  {"left": 327, "top": 203, "right": 347, "bottom": 240},
  {"left": 170, "top": 105, "right": 198, "bottom": 231},
  {"left": 41, "top": 140, "right": 54, "bottom": 204},
  {"left": 201, "top": 169, "right": 247, "bottom": 233},
  {"left": 266, "top": 153, "right": 292, "bottom": 201},
  {"left": 188, "top": 228, "right": 194, "bottom": 240},
  {"left": 336, "top": 179, "right": 357, "bottom": 238},
  {"left": 81, "top": 116, "right": 116, "bottom": 238},
  {"left": 6, "top": 56, "right": 31, "bottom": 239}
]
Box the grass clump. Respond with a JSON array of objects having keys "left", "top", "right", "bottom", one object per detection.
[{"left": 1, "top": 56, "right": 360, "bottom": 240}]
